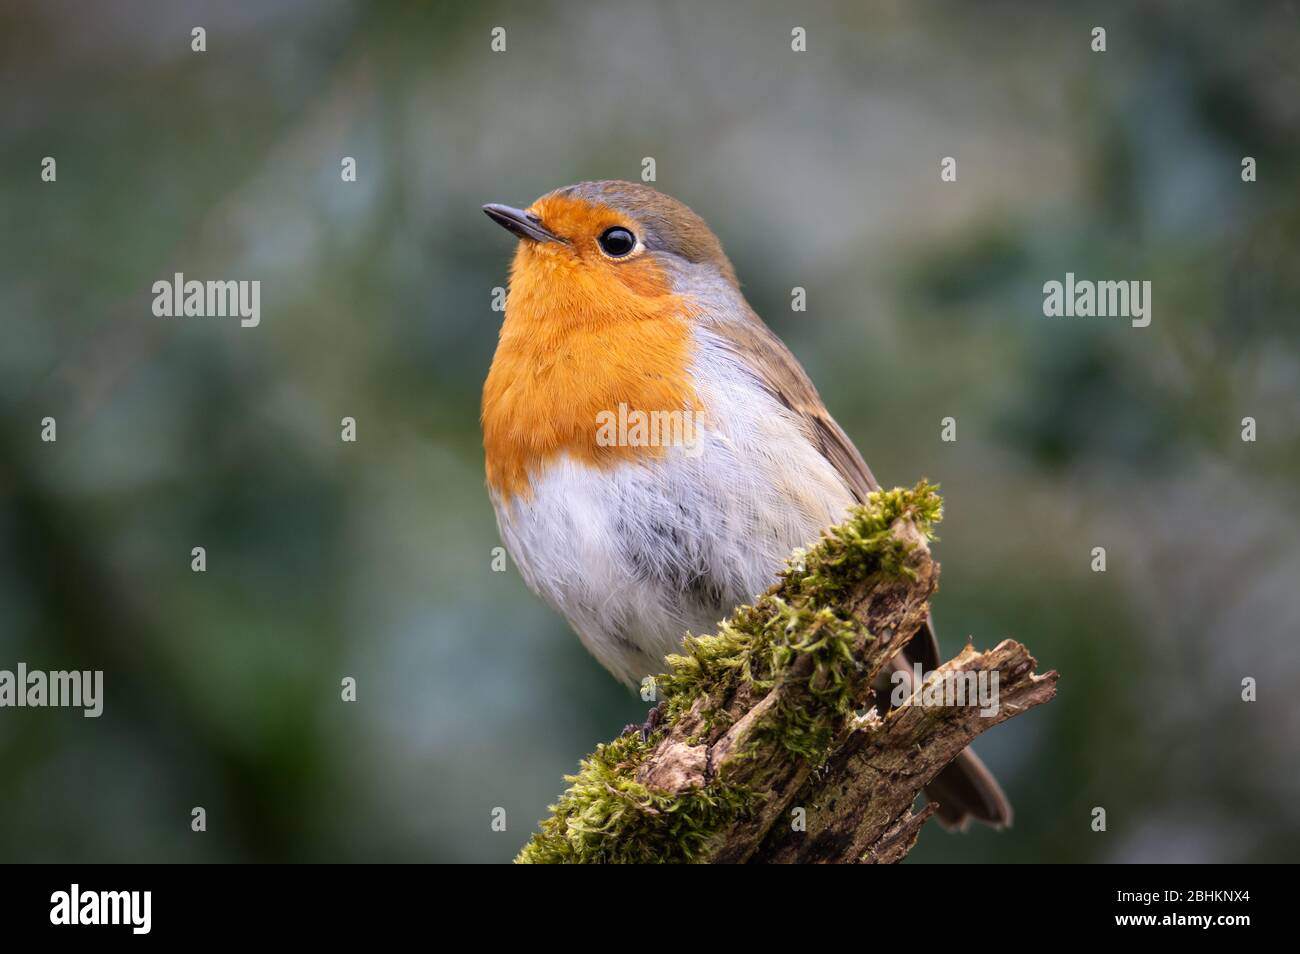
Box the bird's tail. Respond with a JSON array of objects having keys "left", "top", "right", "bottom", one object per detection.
[{"left": 924, "top": 747, "right": 1012, "bottom": 830}]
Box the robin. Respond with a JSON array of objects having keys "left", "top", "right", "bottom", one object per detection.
[{"left": 481, "top": 180, "right": 1011, "bottom": 830}]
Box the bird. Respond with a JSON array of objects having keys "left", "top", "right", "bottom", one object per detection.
[{"left": 480, "top": 180, "right": 1011, "bottom": 830}]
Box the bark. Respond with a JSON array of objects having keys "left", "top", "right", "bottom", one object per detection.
[
  {"left": 754, "top": 640, "right": 1058, "bottom": 863},
  {"left": 516, "top": 486, "right": 1058, "bottom": 864}
]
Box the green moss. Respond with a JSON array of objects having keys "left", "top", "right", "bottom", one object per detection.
[
  {"left": 515, "top": 732, "right": 757, "bottom": 864},
  {"left": 515, "top": 482, "right": 942, "bottom": 864}
]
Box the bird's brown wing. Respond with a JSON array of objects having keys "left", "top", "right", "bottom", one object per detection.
[
  {"left": 702, "top": 310, "right": 940, "bottom": 669},
  {"left": 702, "top": 311, "right": 879, "bottom": 493},
  {"left": 705, "top": 310, "right": 1011, "bottom": 829}
]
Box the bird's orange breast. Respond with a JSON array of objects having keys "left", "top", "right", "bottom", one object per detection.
[{"left": 482, "top": 229, "right": 701, "bottom": 501}]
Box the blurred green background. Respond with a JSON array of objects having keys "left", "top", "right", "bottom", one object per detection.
[{"left": 2, "top": 0, "right": 1298, "bottom": 863}]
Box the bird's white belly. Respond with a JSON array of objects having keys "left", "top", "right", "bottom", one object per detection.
[{"left": 492, "top": 363, "right": 856, "bottom": 685}]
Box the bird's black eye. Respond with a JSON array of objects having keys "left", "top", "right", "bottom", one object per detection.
[{"left": 598, "top": 226, "right": 636, "bottom": 257}]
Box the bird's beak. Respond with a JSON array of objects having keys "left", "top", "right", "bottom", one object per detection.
[{"left": 482, "top": 203, "right": 565, "bottom": 244}]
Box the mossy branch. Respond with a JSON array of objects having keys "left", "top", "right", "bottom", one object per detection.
[{"left": 516, "top": 482, "right": 1057, "bottom": 864}]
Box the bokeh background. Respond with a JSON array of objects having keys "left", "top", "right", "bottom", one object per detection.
[{"left": 2, "top": 0, "right": 1298, "bottom": 863}]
